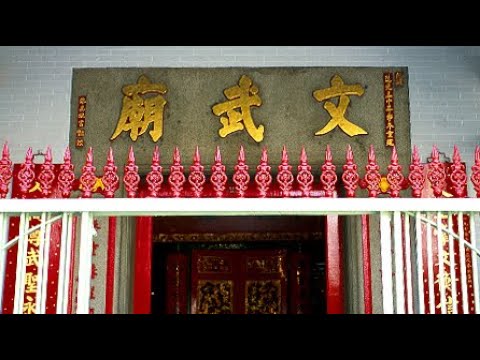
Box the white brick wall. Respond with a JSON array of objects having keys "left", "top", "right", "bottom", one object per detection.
[{"left": 0, "top": 46, "right": 479, "bottom": 192}]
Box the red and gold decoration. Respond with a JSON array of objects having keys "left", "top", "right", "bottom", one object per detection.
[
  {"left": 420, "top": 147, "right": 476, "bottom": 313},
  {"left": 76, "top": 96, "right": 87, "bottom": 148},
  {"left": 383, "top": 72, "right": 395, "bottom": 147},
  {"left": 191, "top": 250, "right": 287, "bottom": 314},
  {"left": 0, "top": 143, "right": 13, "bottom": 198}
]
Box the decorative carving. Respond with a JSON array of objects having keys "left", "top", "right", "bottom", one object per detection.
[
  {"left": 197, "top": 280, "right": 233, "bottom": 314},
  {"left": 197, "top": 256, "right": 232, "bottom": 274},
  {"left": 245, "top": 280, "right": 281, "bottom": 314},
  {"left": 408, "top": 145, "right": 425, "bottom": 198},
  {"left": 153, "top": 231, "right": 322, "bottom": 243},
  {"left": 246, "top": 256, "right": 283, "bottom": 274},
  {"left": 313, "top": 74, "right": 368, "bottom": 137},
  {"left": 471, "top": 145, "right": 480, "bottom": 198},
  {"left": 79, "top": 147, "right": 97, "bottom": 198},
  {"left": 0, "top": 143, "right": 13, "bottom": 198},
  {"left": 146, "top": 145, "right": 163, "bottom": 198},
  {"left": 320, "top": 145, "right": 337, "bottom": 197},
  {"left": 342, "top": 145, "right": 359, "bottom": 198},
  {"left": 363, "top": 145, "right": 381, "bottom": 197},
  {"left": 427, "top": 145, "right": 447, "bottom": 198},
  {"left": 101, "top": 147, "right": 119, "bottom": 198},
  {"left": 212, "top": 75, "right": 264, "bottom": 143},
  {"left": 386, "top": 146, "right": 404, "bottom": 197},
  {"left": 188, "top": 146, "right": 206, "bottom": 198},
  {"left": 37, "top": 147, "right": 55, "bottom": 198},
  {"left": 296, "top": 147, "right": 313, "bottom": 197},
  {"left": 210, "top": 146, "right": 227, "bottom": 198},
  {"left": 57, "top": 147, "right": 75, "bottom": 198},
  {"left": 255, "top": 148, "right": 272, "bottom": 198},
  {"left": 233, "top": 146, "right": 249, "bottom": 197},
  {"left": 123, "top": 146, "right": 140, "bottom": 198},
  {"left": 277, "top": 145, "right": 294, "bottom": 197},
  {"left": 168, "top": 147, "right": 185, "bottom": 198},
  {"left": 18, "top": 148, "right": 35, "bottom": 199},
  {"left": 449, "top": 145, "right": 467, "bottom": 198}
]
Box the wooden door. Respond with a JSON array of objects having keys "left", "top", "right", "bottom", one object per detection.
[{"left": 191, "top": 249, "right": 287, "bottom": 314}]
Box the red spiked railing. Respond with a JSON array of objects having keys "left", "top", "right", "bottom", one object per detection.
[
  {"left": 233, "top": 146, "right": 249, "bottom": 198},
  {"left": 362, "top": 145, "right": 381, "bottom": 198},
  {"left": 79, "top": 147, "right": 97, "bottom": 198},
  {"left": 0, "top": 143, "right": 13, "bottom": 198},
  {"left": 57, "top": 147, "right": 75, "bottom": 198},
  {"left": 123, "top": 146, "right": 140, "bottom": 199},
  {"left": 320, "top": 145, "right": 337, "bottom": 198},
  {"left": 168, "top": 147, "right": 185, "bottom": 198},
  {"left": 210, "top": 146, "right": 227, "bottom": 198},
  {"left": 427, "top": 145, "right": 447, "bottom": 198},
  {"left": 342, "top": 145, "right": 359, "bottom": 198},
  {"left": 255, "top": 148, "right": 272, "bottom": 198},
  {"left": 472, "top": 145, "right": 480, "bottom": 198},
  {"left": 1, "top": 143, "right": 479, "bottom": 200},
  {"left": 408, "top": 146, "right": 425, "bottom": 198},
  {"left": 188, "top": 146, "right": 206, "bottom": 198},
  {"left": 297, "top": 147, "right": 313, "bottom": 197},
  {"left": 102, "top": 147, "right": 119, "bottom": 198}
]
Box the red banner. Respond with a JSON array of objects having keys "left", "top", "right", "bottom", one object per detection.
[{"left": 2, "top": 164, "right": 64, "bottom": 314}]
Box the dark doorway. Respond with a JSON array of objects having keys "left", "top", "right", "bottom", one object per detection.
[{"left": 151, "top": 216, "right": 326, "bottom": 314}]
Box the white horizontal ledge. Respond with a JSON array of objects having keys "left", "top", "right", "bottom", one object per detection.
[{"left": 0, "top": 197, "right": 479, "bottom": 216}]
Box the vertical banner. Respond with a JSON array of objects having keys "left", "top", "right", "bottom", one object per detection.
[
  {"left": 420, "top": 164, "right": 475, "bottom": 313},
  {"left": 2, "top": 165, "right": 64, "bottom": 314}
]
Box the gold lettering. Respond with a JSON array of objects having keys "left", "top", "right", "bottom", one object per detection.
[
  {"left": 23, "top": 296, "right": 36, "bottom": 314},
  {"left": 26, "top": 248, "right": 39, "bottom": 267},
  {"left": 313, "top": 74, "right": 368, "bottom": 137},
  {"left": 24, "top": 272, "right": 38, "bottom": 294},
  {"left": 212, "top": 75, "right": 264, "bottom": 143},
  {"left": 111, "top": 75, "right": 167, "bottom": 142}
]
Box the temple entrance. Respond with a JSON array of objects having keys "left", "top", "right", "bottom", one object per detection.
[{"left": 150, "top": 216, "right": 326, "bottom": 314}]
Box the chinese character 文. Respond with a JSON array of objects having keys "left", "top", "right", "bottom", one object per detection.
[
  {"left": 212, "top": 75, "right": 264, "bottom": 143},
  {"left": 313, "top": 74, "right": 368, "bottom": 137},
  {"left": 111, "top": 75, "right": 167, "bottom": 142}
]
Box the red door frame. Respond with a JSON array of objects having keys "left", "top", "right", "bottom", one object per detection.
[{"left": 133, "top": 214, "right": 344, "bottom": 314}]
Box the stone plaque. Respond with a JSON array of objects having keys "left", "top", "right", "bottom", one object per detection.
[{"left": 70, "top": 67, "right": 410, "bottom": 176}]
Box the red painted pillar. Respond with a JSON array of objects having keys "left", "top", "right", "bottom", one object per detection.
[
  {"left": 361, "top": 214, "right": 372, "bottom": 314},
  {"left": 325, "top": 214, "right": 344, "bottom": 314},
  {"left": 133, "top": 216, "right": 153, "bottom": 314}
]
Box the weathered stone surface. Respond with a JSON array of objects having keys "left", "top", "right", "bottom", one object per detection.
[{"left": 70, "top": 67, "right": 411, "bottom": 179}]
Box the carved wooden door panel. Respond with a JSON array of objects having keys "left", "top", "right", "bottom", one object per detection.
[{"left": 191, "top": 249, "right": 287, "bottom": 314}]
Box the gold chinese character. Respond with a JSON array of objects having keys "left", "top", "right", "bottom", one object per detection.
[
  {"left": 76, "top": 129, "right": 85, "bottom": 137},
  {"left": 386, "top": 138, "right": 395, "bottom": 147},
  {"left": 26, "top": 248, "right": 39, "bottom": 267},
  {"left": 76, "top": 138, "right": 84, "bottom": 148},
  {"left": 79, "top": 96, "right": 86, "bottom": 105},
  {"left": 23, "top": 296, "right": 36, "bottom": 314},
  {"left": 111, "top": 75, "right": 167, "bottom": 142},
  {"left": 313, "top": 74, "right": 368, "bottom": 137},
  {"left": 28, "top": 230, "right": 41, "bottom": 247},
  {"left": 212, "top": 75, "right": 264, "bottom": 143},
  {"left": 24, "top": 272, "right": 38, "bottom": 294}
]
